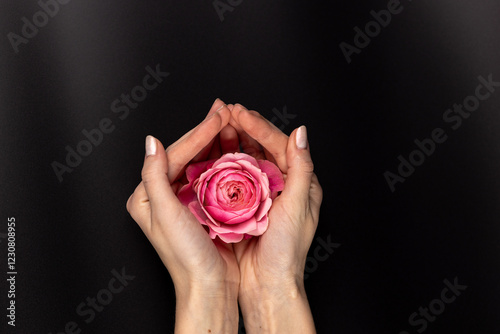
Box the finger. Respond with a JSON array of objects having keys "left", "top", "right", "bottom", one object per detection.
[
  {"left": 228, "top": 104, "right": 242, "bottom": 131},
  {"left": 139, "top": 136, "right": 221, "bottom": 269},
  {"left": 166, "top": 104, "right": 230, "bottom": 181},
  {"left": 208, "top": 134, "right": 222, "bottom": 159},
  {"left": 238, "top": 129, "right": 265, "bottom": 160},
  {"left": 192, "top": 137, "right": 216, "bottom": 163},
  {"left": 227, "top": 104, "right": 259, "bottom": 156},
  {"left": 126, "top": 182, "right": 186, "bottom": 235},
  {"left": 175, "top": 98, "right": 225, "bottom": 151},
  {"left": 141, "top": 136, "right": 182, "bottom": 220},
  {"left": 229, "top": 104, "right": 265, "bottom": 159},
  {"left": 309, "top": 173, "right": 323, "bottom": 223},
  {"left": 207, "top": 98, "right": 226, "bottom": 117},
  {"left": 126, "top": 182, "right": 151, "bottom": 227},
  {"left": 220, "top": 125, "right": 239, "bottom": 154},
  {"left": 232, "top": 104, "right": 289, "bottom": 172},
  {"left": 128, "top": 104, "right": 230, "bottom": 216},
  {"left": 281, "top": 126, "right": 315, "bottom": 206},
  {"left": 190, "top": 98, "right": 227, "bottom": 162}
]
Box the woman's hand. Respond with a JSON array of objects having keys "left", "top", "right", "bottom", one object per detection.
[
  {"left": 126, "top": 99, "right": 322, "bottom": 333},
  {"left": 126, "top": 100, "right": 240, "bottom": 334},
  {"left": 229, "top": 104, "right": 323, "bottom": 334}
]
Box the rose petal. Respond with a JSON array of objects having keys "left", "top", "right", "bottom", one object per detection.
[
  {"left": 186, "top": 159, "right": 216, "bottom": 182},
  {"left": 200, "top": 206, "right": 221, "bottom": 227},
  {"left": 205, "top": 205, "right": 257, "bottom": 224},
  {"left": 209, "top": 217, "right": 257, "bottom": 234},
  {"left": 204, "top": 205, "right": 238, "bottom": 222},
  {"left": 187, "top": 201, "right": 209, "bottom": 226},
  {"left": 211, "top": 161, "right": 242, "bottom": 171},
  {"left": 236, "top": 160, "right": 269, "bottom": 199},
  {"left": 212, "top": 152, "right": 259, "bottom": 169},
  {"left": 254, "top": 197, "right": 272, "bottom": 221},
  {"left": 177, "top": 152, "right": 285, "bottom": 243},
  {"left": 215, "top": 232, "right": 245, "bottom": 243},
  {"left": 245, "top": 215, "right": 269, "bottom": 236},
  {"left": 216, "top": 174, "right": 258, "bottom": 210},
  {"left": 177, "top": 184, "right": 197, "bottom": 206},
  {"left": 258, "top": 159, "right": 285, "bottom": 195}
]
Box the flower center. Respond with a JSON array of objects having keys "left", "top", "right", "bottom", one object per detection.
[{"left": 227, "top": 183, "right": 242, "bottom": 201}]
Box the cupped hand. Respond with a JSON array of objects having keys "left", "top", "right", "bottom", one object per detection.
[
  {"left": 228, "top": 103, "right": 322, "bottom": 333},
  {"left": 228, "top": 104, "right": 323, "bottom": 287},
  {"left": 126, "top": 99, "right": 241, "bottom": 333},
  {"left": 127, "top": 100, "right": 239, "bottom": 289}
]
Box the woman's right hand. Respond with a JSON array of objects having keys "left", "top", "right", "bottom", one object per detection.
[{"left": 228, "top": 104, "right": 323, "bottom": 334}]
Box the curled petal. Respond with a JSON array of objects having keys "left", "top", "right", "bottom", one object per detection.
[
  {"left": 214, "top": 232, "right": 245, "bottom": 243},
  {"left": 245, "top": 215, "right": 269, "bottom": 236},
  {"left": 177, "top": 183, "right": 197, "bottom": 206},
  {"left": 187, "top": 201, "right": 209, "bottom": 226},
  {"left": 186, "top": 159, "right": 216, "bottom": 182},
  {"left": 254, "top": 197, "right": 272, "bottom": 221},
  {"left": 258, "top": 159, "right": 285, "bottom": 196},
  {"left": 209, "top": 217, "right": 257, "bottom": 234},
  {"left": 212, "top": 152, "right": 259, "bottom": 169}
]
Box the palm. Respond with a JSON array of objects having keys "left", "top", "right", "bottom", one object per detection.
[
  {"left": 234, "top": 188, "right": 313, "bottom": 287},
  {"left": 168, "top": 187, "right": 240, "bottom": 286}
]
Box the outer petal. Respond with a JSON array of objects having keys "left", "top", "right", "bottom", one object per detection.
[
  {"left": 187, "top": 201, "right": 209, "bottom": 226},
  {"left": 205, "top": 205, "right": 257, "bottom": 224},
  {"left": 215, "top": 232, "right": 245, "bottom": 243},
  {"left": 177, "top": 183, "right": 197, "bottom": 206},
  {"left": 209, "top": 217, "right": 257, "bottom": 234},
  {"left": 186, "top": 159, "right": 216, "bottom": 182},
  {"left": 257, "top": 159, "right": 285, "bottom": 195},
  {"left": 254, "top": 197, "right": 272, "bottom": 221},
  {"left": 205, "top": 205, "right": 239, "bottom": 222},
  {"left": 212, "top": 152, "right": 259, "bottom": 169},
  {"left": 245, "top": 215, "right": 269, "bottom": 236},
  {"left": 211, "top": 161, "right": 242, "bottom": 171}
]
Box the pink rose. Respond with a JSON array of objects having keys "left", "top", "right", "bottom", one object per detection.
[{"left": 177, "top": 152, "right": 285, "bottom": 243}]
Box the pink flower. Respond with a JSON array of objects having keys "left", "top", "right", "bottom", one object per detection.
[{"left": 177, "top": 152, "right": 285, "bottom": 243}]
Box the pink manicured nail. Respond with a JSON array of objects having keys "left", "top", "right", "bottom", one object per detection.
[
  {"left": 296, "top": 125, "right": 308, "bottom": 149},
  {"left": 145, "top": 135, "right": 157, "bottom": 156}
]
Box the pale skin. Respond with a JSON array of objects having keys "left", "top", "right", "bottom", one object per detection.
[{"left": 126, "top": 99, "right": 323, "bottom": 333}]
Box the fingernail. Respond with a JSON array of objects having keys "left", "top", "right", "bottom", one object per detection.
[
  {"left": 145, "top": 135, "right": 157, "bottom": 156},
  {"left": 205, "top": 104, "right": 225, "bottom": 121},
  {"left": 296, "top": 125, "right": 308, "bottom": 149}
]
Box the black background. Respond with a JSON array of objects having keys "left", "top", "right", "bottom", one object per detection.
[{"left": 1, "top": 0, "right": 500, "bottom": 333}]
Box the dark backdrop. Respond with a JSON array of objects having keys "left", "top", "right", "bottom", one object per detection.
[{"left": 1, "top": 0, "right": 500, "bottom": 333}]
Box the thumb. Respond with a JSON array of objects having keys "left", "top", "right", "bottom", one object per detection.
[
  {"left": 281, "top": 126, "right": 314, "bottom": 206},
  {"left": 141, "top": 135, "right": 180, "bottom": 215}
]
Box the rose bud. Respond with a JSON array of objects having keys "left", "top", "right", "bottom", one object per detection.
[{"left": 177, "top": 152, "right": 285, "bottom": 243}]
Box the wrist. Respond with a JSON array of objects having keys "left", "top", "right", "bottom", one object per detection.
[
  {"left": 174, "top": 281, "right": 240, "bottom": 334},
  {"left": 239, "top": 279, "right": 316, "bottom": 334}
]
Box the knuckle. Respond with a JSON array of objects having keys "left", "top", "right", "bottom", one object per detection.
[
  {"left": 126, "top": 193, "right": 143, "bottom": 219},
  {"left": 311, "top": 173, "right": 323, "bottom": 203},
  {"left": 299, "top": 157, "right": 315, "bottom": 175},
  {"left": 126, "top": 194, "right": 134, "bottom": 213},
  {"left": 141, "top": 166, "right": 157, "bottom": 184},
  {"left": 305, "top": 159, "right": 315, "bottom": 173}
]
